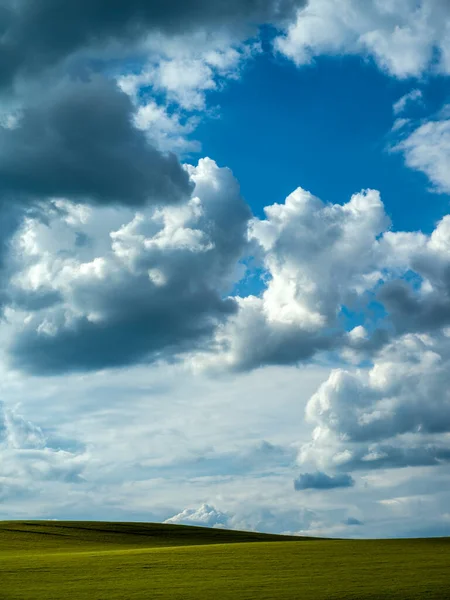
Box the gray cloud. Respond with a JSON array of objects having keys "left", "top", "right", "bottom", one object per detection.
[
  {"left": 0, "top": 77, "right": 191, "bottom": 206},
  {"left": 0, "top": 0, "right": 305, "bottom": 91},
  {"left": 7, "top": 158, "right": 250, "bottom": 374},
  {"left": 349, "top": 444, "right": 450, "bottom": 471},
  {"left": 344, "top": 517, "right": 363, "bottom": 526},
  {"left": 375, "top": 216, "right": 450, "bottom": 335},
  {"left": 379, "top": 279, "right": 450, "bottom": 335},
  {"left": 294, "top": 471, "right": 355, "bottom": 490}
]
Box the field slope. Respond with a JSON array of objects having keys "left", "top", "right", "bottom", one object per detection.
[{"left": 1, "top": 521, "right": 449, "bottom": 599}]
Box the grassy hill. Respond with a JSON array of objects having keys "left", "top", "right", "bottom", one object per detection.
[{"left": 1, "top": 521, "right": 450, "bottom": 599}]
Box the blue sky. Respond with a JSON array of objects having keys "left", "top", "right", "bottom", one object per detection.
[
  {"left": 1, "top": 0, "right": 450, "bottom": 539},
  {"left": 195, "top": 51, "right": 449, "bottom": 232}
]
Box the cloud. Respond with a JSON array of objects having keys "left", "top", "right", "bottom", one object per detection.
[
  {"left": 275, "top": 0, "right": 450, "bottom": 78},
  {"left": 135, "top": 440, "right": 296, "bottom": 480},
  {"left": 0, "top": 401, "right": 87, "bottom": 486},
  {"left": 1, "top": 356, "right": 449, "bottom": 537},
  {"left": 133, "top": 100, "right": 200, "bottom": 155},
  {"left": 0, "top": 0, "right": 305, "bottom": 92},
  {"left": 0, "top": 77, "right": 192, "bottom": 206},
  {"left": 200, "top": 186, "right": 390, "bottom": 371},
  {"left": 7, "top": 169, "right": 450, "bottom": 377},
  {"left": 294, "top": 471, "right": 355, "bottom": 490},
  {"left": 164, "top": 503, "right": 231, "bottom": 528},
  {"left": 299, "top": 332, "right": 450, "bottom": 474},
  {"left": 231, "top": 507, "right": 318, "bottom": 535},
  {"left": 0, "top": 401, "right": 46, "bottom": 449},
  {"left": 378, "top": 214, "right": 450, "bottom": 333},
  {"left": 393, "top": 115, "right": 450, "bottom": 194},
  {"left": 344, "top": 517, "right": 363, "bottom": 526},
  {"left": 120, "top": 38, "right": 262, "bottom": 111},
  {"left": 393, "top": 89, "right": 422, "bottom": 116},
  {"left": 6, "top": 158, "right": 250, "bottom": 374},
  {"left": 164, "top": 503, "right": 319, "bottom": 534},
  {"left": 0, "top": 360, "right": 331, "bottom": 525}
]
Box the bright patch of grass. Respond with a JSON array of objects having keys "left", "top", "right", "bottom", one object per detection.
[{"left": 1, "top": 521, "right": 449, "bottom": 599}]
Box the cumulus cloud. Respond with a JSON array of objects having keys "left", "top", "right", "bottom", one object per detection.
[
  {"left": 0, "top": 77, "right": 191, "bottom": 206},
  {"left": 120, "top": 38, "right": 262, "bottom": 111},
  {"left": 200, "top": 186, "right": 390, "bottom": 371},
  {"left": 6, "top": 167, "right": 450, "bottom": 377},
  {"left": 164, "top": 503, "right": 230, "bottom": 528},
  {"left": 0, "top": 0, "right": 305, "bottom": 92},
  {"left": 294, "top": 471, "right": 354, "bottom": 490},
  {"left": 133, "top": 100, "right": 200, "bottom": 155},
  {"left": 6, "top": 158, "right": 250, "bottom": 374},
  {"left": 299, "top": 332, "right": 450, "bottom": 474},
  {"left": 379, "top": 214, "right": 450, "bottom": 333},
  {"left": 275, "top": 0, "right": 450, "bottom": 78}
]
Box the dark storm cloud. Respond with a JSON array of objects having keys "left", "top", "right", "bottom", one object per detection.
[
  {"left": 0, "top": 0, "right": 306, "bottom": 90},
  {"left": 294, "top": 471, "right": 355, "bottom": 491},
  {"left": 0, "top": 77, "right": 192, "bottom": 206}
]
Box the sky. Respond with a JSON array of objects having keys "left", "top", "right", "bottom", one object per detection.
[{"left": 1, "top": 0, "right": 450, "bottom": 539}]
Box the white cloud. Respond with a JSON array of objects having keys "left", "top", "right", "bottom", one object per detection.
[
  {"left": 133, "top": 101, "right": 200, "bottom": 155},
  {"left": 116, "top": 35, "right": 261, "bottom": 160},
  {"left": 119, "top": 35, "right": 261, "bottom": 111},
  {"left": 164, "top": 503, "right": 230, "bottom": 527},
  {"left": 199, "top": 186, "right": 390, "bottom": 371},
  {"left": 299, "top": 332, "right": 450, "bottom": 474},
  {"left": 391, "top": 117, "right": 410, "bottom": 132},
  {"left": 393, "top": 89, "right": 422, "bottom": 115},
  {"left": 393, "top": 115, "right": 450, "bottom": 194},
  {"left": 275, "top": 0, "right": 450, "bottom": 78}
]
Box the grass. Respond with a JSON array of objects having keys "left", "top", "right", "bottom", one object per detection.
[{"left": 1, "top": 521, "right": 449, "bottom": 599}]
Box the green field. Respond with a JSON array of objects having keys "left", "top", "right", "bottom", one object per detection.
[{"left": 1, "top": 521, "right": 449, "bottom": 599}]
